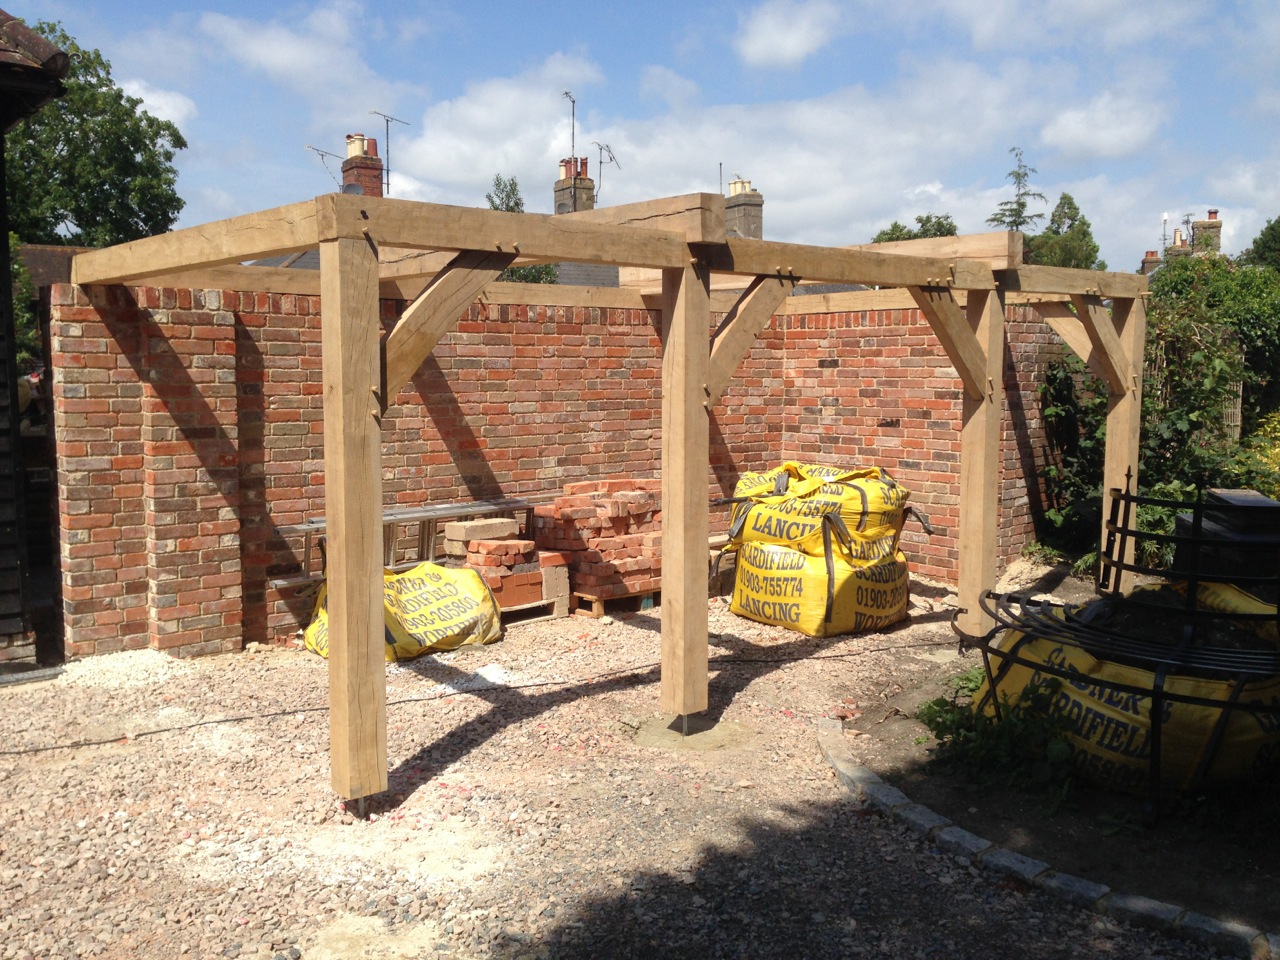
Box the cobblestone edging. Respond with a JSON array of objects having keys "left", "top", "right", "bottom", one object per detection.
[{"left": 816, "top": 718, "right": 1279, "bottom": 960}]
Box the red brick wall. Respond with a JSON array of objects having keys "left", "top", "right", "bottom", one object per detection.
[{"left": 51, "top": 284, "right": 1057, "bottom": 656}]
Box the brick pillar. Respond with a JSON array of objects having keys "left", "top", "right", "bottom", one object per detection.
[
  {"left": 51, "top": 284, "right": 150, "bottom": 656},
  {"left": 139, "top": 292, "right": 243, "bottom": 656}
]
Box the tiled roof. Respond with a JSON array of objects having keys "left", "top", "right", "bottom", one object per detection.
[{"left": 0, "top": 9, "right": 69, "bottom": 131}]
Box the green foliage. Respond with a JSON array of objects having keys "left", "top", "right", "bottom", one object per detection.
[
  {"left": 917, "top": 673, "right": 1075, "bottom": 795},
  {"left": 1146, "top": 254, "right": 1279, "bottom": 440},
  {"left": 871, "top": 212, "right": 957, "bottom": 243},
  {"left": 6, "top": 22, "right": 186, "bottom": 246},
  {"left": 8, "top": 234, "right": 41, "bottom": 371},
  {"left": 1242, "top": 216, "right": 1280, "bottom": 272},
  {"left": 485, "top": 174, "right": 558, "bottom": 284},
  {"left": 1232, "top": 413, "right": 1280, "bottom": 500},
  {"left": 1026, "top": 193, "right": 1106, "bottom": 270},
  {"left": 1038, "top": 354, "right": 1107, "bottom": 549},
  {"left": 987, "top": 147, "right": 1046, "bottom": 232}
]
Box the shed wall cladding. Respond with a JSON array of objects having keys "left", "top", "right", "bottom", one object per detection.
[{"left": 50, "top": 283, "right": 1055, "bottom": 658}]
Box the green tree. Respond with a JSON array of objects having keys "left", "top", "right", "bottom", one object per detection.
[
  {"left": 871, "top": 212, "right": 957, "bottom": 243},
  {"left": 8, "top": 234, "right": 40, "bottom": 371},
  {"left": 5, "top": 22, "right": 186, "bottom": 246},
  {"left": 1242, "top": 216, "right": 1280, "bottom": 271},
  {"left": 1026, "top": 193, "right": 1106, "bottom": 270},
  {"left": 485, "top": 174, "right": 557, "bottom": 284},
  {"left": 987, "top": 147, "right": 1046, "bottom": 232}
]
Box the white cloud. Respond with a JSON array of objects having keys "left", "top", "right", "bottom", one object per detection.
[
  {"left": 1040, "top": 92, "right": 1163, "bottom": 160},
  {"left": 640, "top": 66, "right": 699, "bottom": 112},
  {"left": 931, "top": 0, "right": 1204, "bottom": 53},
  {"left": 120, "top": 79, "right": 198, "bottom": 129},
  {"left": 394, "top": 54, "right": 605, "bottom": 209},
  {"left": 734, "top": 0, "right": 842, "bottom": 68},
  {"left": 198, "top": 2, "right": 419, "bottom": 131}
]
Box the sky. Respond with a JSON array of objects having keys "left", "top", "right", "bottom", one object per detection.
[{"left": 17, "top": 0, "right": 1280, "bottom": 270}]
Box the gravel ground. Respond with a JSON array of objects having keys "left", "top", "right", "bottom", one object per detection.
[{"left": 0, "top": 582, "right": 1230, "bottom": 960}]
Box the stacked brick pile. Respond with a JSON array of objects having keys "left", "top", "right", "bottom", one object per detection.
[
  {"left": 533, "top": 480, "right": 663, "bottom": 601},
  {"left": 443, "top": 517, "right": 569, "bottom": 613}
]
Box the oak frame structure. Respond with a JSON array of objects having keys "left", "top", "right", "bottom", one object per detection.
[{"left": 72, "top": 192, "right": 1148, "bottom": 800}]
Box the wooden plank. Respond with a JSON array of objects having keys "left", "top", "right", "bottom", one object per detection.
[
  {"left": 319, "top": 236, "right": 388, "bottom": 801},
  {"left": 1101, "top": 298, "right": 1146, "bottom": 593},
  {"left": 706, "top": 275, "right": 796, "bottom": 406},
  {"left": 844, "top": 230, "right": 1023, "bottom": 270},
  {"left": 619, "top": 265, "right": 757, "bottom": 294},
  {"left": 564, "top": 193, "right": 726, "bottom": 243},
  {"left": 659, "top": 261, "right": 711, "bottom": 717},
  {"left": 384, "top": 249, "right": 515, "bottom": 396},
  {"left": 955, "top": 289, "right": 1006, "bottom": 637},
  {"left": 1070, "top": 294, "right": 1128, "bottom": 395},
  {"left": 997, "top": 265, "right": 1148, "bottom": 299},
  {"left": 320, "top": 194, "right": 690, "bottom": 269},
  {"left": 480, "top": 281, "right": 649, "bottom": 310},
  {"left": 908, "top": 286, "right": 987, "bottom": 400},
  {"left": 700, "top": 238, "right": 995, "bottom": 289},
  {"left": 138, "top": 264, "right": 323, "bottom": 296},
  {"left": 72, "top": 199, "right": 320, "bottom": 285}
]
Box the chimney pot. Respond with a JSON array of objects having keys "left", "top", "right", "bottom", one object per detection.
[{"left": 1208, "top": 208, "right": 1219, "bottom": 220}]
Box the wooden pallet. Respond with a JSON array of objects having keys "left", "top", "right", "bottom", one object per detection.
[
  {"left": 571, "top": 590, "right": 660, "bottom": 619},
  {"left": 500, "top": 595, "right": 570, "bottom": 626}
]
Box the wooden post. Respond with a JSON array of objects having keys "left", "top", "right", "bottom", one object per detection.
[
  {"left": 954, "top": 289, "right": 1006, "bottom": 637},
  {"left": 1101, "top": 297, "right": 1146, "bottom": 593},
  {"left": 659, "top": 260, "right": 711, "bottom": 717},
  {"left": 319, "top": 236, "right": 388, "bottom": 800}
]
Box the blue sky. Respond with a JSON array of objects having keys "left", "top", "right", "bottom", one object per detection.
[{"left": 17, "top": 0, "right": 1280, "bottom": 270}]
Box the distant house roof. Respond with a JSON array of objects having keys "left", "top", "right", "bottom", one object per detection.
[
  {"left": 254, "top": 250, "right": 321, "bottom": 271},
  {"left": 0, "top": 9, "right": 69, "bottom": 132}
]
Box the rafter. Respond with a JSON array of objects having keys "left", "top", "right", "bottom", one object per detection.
[
  {"left": 384, "top": 249, "right": 516, "bottom": 398},
  {"left": 1070, "top": 293, "right": 1128, "bottom": 395},
  {"left": 72, "top": 199, "right": 320, "bottom": 285},
  {"left": 908, "top": 286, "right": 988, "bottom": 400},
  {"left": 998, "top": 265, "right": 1147, "bottom": 300},
  {"left": 706, "top": 275, "right": 796, "bottom": 406}
]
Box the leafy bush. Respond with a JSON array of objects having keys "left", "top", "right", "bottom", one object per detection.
[{"left": 917, "top": 669, "right": 1075, "bottom": 796}]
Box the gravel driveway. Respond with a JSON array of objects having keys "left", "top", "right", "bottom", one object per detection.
[{"left": 0, "top": 585, "right": 1229, "bottom": 959}]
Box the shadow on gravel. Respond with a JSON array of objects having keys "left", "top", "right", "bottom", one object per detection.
[
  {"left": 380, "top": 612, "right": 956, "bottom": 808},
  {"left": 488, "top": 798, "right": 1145, "bottom": 960}
]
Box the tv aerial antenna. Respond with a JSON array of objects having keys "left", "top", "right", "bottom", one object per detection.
[
  {"left": 591, "top": 141, "right": 619, "bottom": 202},
  {"left": 370, "top": 109, "right": 410, "bottom": 196},
  {"left": 562, "top": 91, "right": 577, "bottom": 210},
  {"left": 305, "top": 145, "right": 343, "bottom": 189}
]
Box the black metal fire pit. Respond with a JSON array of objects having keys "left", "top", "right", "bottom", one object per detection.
[{"left": 962, "top": 481, "right": 1280, "bottom": 810}]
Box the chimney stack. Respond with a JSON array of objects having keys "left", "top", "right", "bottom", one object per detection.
[
  {"left": 1140, "top": 249, "right": 1162, "bottom": 275},
  {"left": 1193, "top": 208, "right": 1223, "bottom": 254},
  {"left": 554, "top": 156, "right": 594, "bottom": 214},
  {"left": 725, "top": 177, "right": 764, "bottom": 239},
  {"left": 341, "top": 133, "right": 384, "bottom": 198}
]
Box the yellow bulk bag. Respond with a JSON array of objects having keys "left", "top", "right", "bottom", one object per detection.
[
  {"left": 975, "top": 588, "right": 1280, "bottom": 793},
  {"left": 304, "top": 561, "right": 503, "bottom": 661},
  {"left": 730, "top": 540, "right": 909, "bottom": 638},
  {"left": 727, "top": 462, "right": 909, "bottom": 561}
]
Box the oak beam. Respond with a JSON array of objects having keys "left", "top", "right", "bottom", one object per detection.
[
  {"left": 908, "top": 286, "right": 988, "bottom": 400},
  {"left": 706, "top": 275, "right": 797, "bottom": 406},
  {"left": 845, "top": 230, "right": 1023, "bottom": 271},
  {"left": 72, "top": 199, "right": 320, "bottom": 285},
  {"left": 1070, "top": 294, "right": 1128, "bottom": 395},
  {"left": 319, "top": 194, "right": 689, "bottom": 269},
  {"left": 1101, "top": 298, "right": 1146, "bottom": 594},
  {"left": 955, "top": 289, "right": 1006, "bottom": 637},
  {"left": 1032, "top": 301, "right": 1116, "bottom": 385},
  {"left": 320, "top": 236, "right": 388, "bottom": 801},
  {"left": 701, "top": 238, "right": 995, "bottom": 290},
  {"left": 659, "top": 260, "right": 712, "bottom": 717},
  {"left": 565, "top": 193, "right": 726, "bottom": 243},
  {"left": 997, "top": 265, "right": 1148, "bottom": 300},
  {"left": 384, "top": 249, "right": 515, "bottom": 397}
]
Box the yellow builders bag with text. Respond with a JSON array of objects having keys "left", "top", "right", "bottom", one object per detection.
[
  {"left": 731, "top": 540, "right": 909, "bottom": 637},
  {"left": 725, "top": 462, "right": 911, "bottom": 637},
  {"left": 727, "top": 462, "right": 909, "bottom": 561},
  {"left": 304, "top": 561, "right": 503, "bottom": 661}
]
